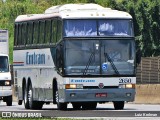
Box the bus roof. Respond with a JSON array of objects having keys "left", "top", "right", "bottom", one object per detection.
[{"left": 15, "top": 3, "right": 132, "bottom": 22}]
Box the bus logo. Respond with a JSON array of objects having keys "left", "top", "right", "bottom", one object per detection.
[
  {"left": 98, "top": 83, "right": 104, "bottom": 89},
  {"left": 26, "top": 52, "right": 45, "bottom": 65}
]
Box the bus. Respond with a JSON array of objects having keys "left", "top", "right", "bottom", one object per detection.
[{"left": 13, "top": 3, "right": 136, "bottom": 110}]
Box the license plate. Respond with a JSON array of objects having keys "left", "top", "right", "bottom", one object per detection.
[{"left": 95, "top": 93, "right": 107, "bottom": 97}]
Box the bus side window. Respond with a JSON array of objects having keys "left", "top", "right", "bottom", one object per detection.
[
  {"left": 21, "top": 23, "right": 26, "bottom": 45},
  {"left": 25, "top": 23, "right": 28, "bottom": 45},
  {"left": 33, "top": 21, "right": 39, "bottom": 45},
  {"left": 17, "top": 23, "right": 22, "bottom": 46},
  {"left": 21, "top": 22, "right": 27, "bottom": 46},
  {"left": 51, "top": 19, "right": 57, "bottom": 44},
  {"left": 57, "top": 20, "right": 62, "bottom": 42},
  {"left": 27, "top": 22, "right": 33, "bottom": 45},
  {"left": 45, "top": 20, "right": 51, "bottom": 45},
  {"left": 39, "top": 21, "right": 45, "bottom": 44},
  {"left": 14, "top": 24, "right": 18, "bottom": 46}
]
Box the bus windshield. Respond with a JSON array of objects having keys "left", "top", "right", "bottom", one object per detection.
[
  {"left": 64, "top": 39, "right": 135, "bottom": 76},
  {"left": 0, "top": 56, "right": 9, "bottom": 72},
  {"left": 64, "top": 19, "right": 133, "bottom": 37}
]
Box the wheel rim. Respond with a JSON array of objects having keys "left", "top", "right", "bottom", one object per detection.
[
  {"left": 28, "top": 89, "right": 32, "bottom": 103},
  {"left": 24, "top": 89, "right": 27, "bottom": 104},
  {"left": 28, "top": 85, "right": 32, "bottom": 107}
]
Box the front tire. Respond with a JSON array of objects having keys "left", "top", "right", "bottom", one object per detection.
[
  {"left": 55, "top": 88, "right": 67, "bottom": 110},
  {"left": 82, "top": 102, "right": 97, "bottom": 110},
  {"left": 18, "top": 100, "right": 22, "bottom": 105},
  {"left": 24, "top": 84, "right": 29, "bottom": 109},
  {"left": 57, "top": 102, "right": 67, "bottom": 110},
  {"left": 53, "top": 81, "right": 57, "bottom": 104},
  {"left": 5, "top": 95, "right": 12, "bottom": 106},
  {"left": 113, "top": 101, "right": 125, "bottom": 110}
]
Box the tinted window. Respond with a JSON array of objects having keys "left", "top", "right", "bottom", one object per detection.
[
  {"left": 14, "top": 24, "right": 18, "bottom": 46},
  {"left": 33, "top": 21, "right": 39, "bottom": 45},
  {"left": 0, "top": 56, "right": 9, "bottom": 72},
  {"left": 64, "top": 20, "right": 97, "bottom": 37},
  {"left": 45, "top": 20, "right": 51, "bottom": 44},
  {"left": 17, "top": 24, "right": 22, "bottom": 45},
  {"left": 64, "top": 19, "right": 133, "bottom": 37},
  {"left": 57, "top": 20, "right": 62, "bottom": 41},
  {"left": 27, "top": 22, "right": 33, "bottom": 45},
  {"left": 39, "top": 21, "right": 45, "bottom": 44},
  {"left": 21, "top": 23, "right": 27, "bottom": 45},
  {"left": 98, "top": 20, "right": 132, "bottom": 36},
  {"left": 51, "top": 19, "right": 57, "bottom": 44}
]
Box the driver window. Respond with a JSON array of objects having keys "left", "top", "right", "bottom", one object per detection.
[
  {"left": 0, "top": 57, "right": 8, "bottom": 72},
  {"left": 108, "top": 48, "right": 121, "bottom": 62}
]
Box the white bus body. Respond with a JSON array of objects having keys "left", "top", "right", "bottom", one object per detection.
[
  {"left": 14, "top": 4, "right": 136, "bottom": 110},
  {"left": 0, "top": 30, "right": 12, "bottom": 106}
]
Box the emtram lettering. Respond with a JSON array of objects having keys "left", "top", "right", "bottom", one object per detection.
[{"left": 26, "top": 52, "right": 45, "bottom": 65}]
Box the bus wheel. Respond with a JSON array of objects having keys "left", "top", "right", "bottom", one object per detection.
[
  {"left": 72, "top": 102, "right": 81, "bottom": 110},
  {"left": 113, "top": 101, "right": 124, "bottom": 110},
  {"left": 28, "top": 83, "right": 43, "bottom": 110},
  {"left": 24, "top": 84, "right": 29, "bottom": 109},
  {"left": 57, "top": 102, "right": 67, "bottom": 110},
  {"left": 53, "top": 82, "right": 57, "bottom": 104},
  {"left": 55, "top": 89, "right": 67, "bottom": 110},
  {"left": 82, "top": 102, "right": 97, "bottom": 110},
  {"left": 5, "top": 95, "right": 12, "bottom": 106},
  {"left": 18, "top": 100, "right": 22, "bottom": 105}
]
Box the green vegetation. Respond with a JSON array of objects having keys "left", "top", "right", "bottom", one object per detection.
[{"left": 0, "top": 0, "right": 159, "bottom": 63}]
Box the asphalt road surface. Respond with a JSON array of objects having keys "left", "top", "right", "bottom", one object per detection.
[{"left": 1, "top": 101, "right": 160, "bottom": 119}]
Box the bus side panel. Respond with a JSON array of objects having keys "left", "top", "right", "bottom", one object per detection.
[
  {"left": 40, "top": 68, "right": 55, "bottom": 101},
  {"left": 14, "top": 48, "right": 57, "bottom": 102},
  {"left": 30, "top": 68, "right": 40, "bottom": 101},
  {"left": 16, "top": 69, "right": 23, "bottom": 101}
]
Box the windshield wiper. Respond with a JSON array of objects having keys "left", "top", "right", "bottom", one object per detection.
[
  {"left": 104, "top": 52, "right": 119, "bottom": 75},
  {"left": 83, "top": 52, "right": 95, "bottom": 75}
]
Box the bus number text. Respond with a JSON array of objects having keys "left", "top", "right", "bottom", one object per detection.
[{"left": 119, "top": 78, "right": 131, "bottom": 83}]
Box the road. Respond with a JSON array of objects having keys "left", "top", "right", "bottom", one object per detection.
[{"left": 1, "top": 102, "right": 160, "bottom": 119}]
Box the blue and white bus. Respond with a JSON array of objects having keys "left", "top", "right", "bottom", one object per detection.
[{"left": 13, "top": 3, "right": 136, "bottom": 110}]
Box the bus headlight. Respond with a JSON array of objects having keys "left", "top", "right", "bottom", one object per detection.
[
  {"left": 126, "top": 84, "right": 135, "bottom": 89},
  {"left": 5, "top": 81, "right": 11, "bottom": 86},
  {"left": 119, "top": 84, "right": 135, "bottom": 89},
  {"left": 65, "top": 84, "right": 83, "bottom": 89}
]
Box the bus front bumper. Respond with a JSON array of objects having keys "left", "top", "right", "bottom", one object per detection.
[{"left": 61, "top": 88, "right": 135, "bottom": 103}]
